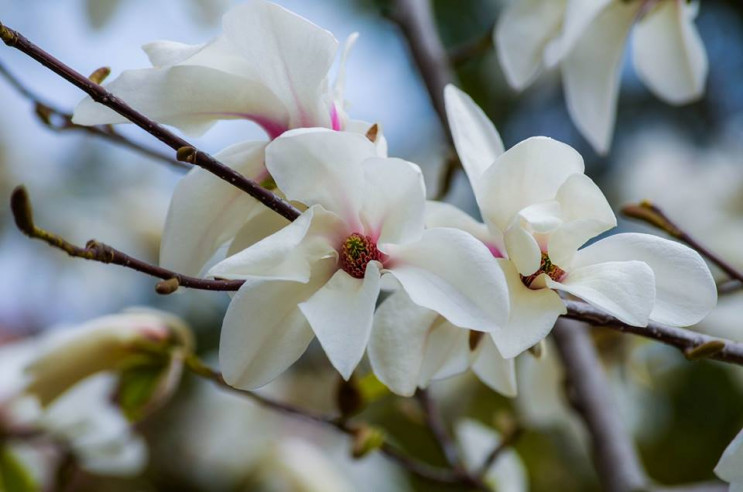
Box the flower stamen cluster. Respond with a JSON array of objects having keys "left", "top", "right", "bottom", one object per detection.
[
  {"left": 340, "top": 233, "right": 381, "bottom": 279},
  {"left": 521, "top": 253, "right": 566, "bottom": 288}
]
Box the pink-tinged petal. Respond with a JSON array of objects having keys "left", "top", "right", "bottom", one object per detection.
[
  {"left": 361, "top": 157, "right": 426, "bottom": 245},
  {"left": 547, "top": 260, "right": 655, "bottom": 327},
  {"left": 300, "top": 262, "right": 381, "bottom": 380},
  {"left": 492, "top": 260, "right": 565, "bottom": 358},
  {"left": 208, "top": 205, "right": 342, "bottom": 282},
  {"left": 222, "top": 1, "right": 338, "bottom": 128},
  {"left": 478, "top": 137, "right": 584, "bottom": 232},
  {"left": 495, "top": 0, "right": 567, "bottom": 90},
  {"left": 385, "top": 228, "right": 509, "bottom": 332},
  {"left": 160, "top": 141, "right": 268, "bottom": 276},
  {"left": 444, "top": 85, "right": 504, "bottom": 184},
  {"left": 265, "top": 129, "right": 375, "bottom": 225},
  {"left": 633, "top": 0, "right": 707, "bottom": 104},
  {"left": 561, "top": 0, "right": 641, "bottom": 153},
  {"left": 73, "top": 65, "right": 288, "bottom": 137},
  {"left": 369, "top": 288, "right": 440, "bottom": 396},
  {"left": 219, "top": 258, "right": 336, "bottom": 390},
  {"left": 571, "top": 233, "right": 716, "bottom": 327},
  {"left": 471, "top": 337, "right": 517, "bottom": 397}
]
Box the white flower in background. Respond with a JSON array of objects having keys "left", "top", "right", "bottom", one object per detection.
[
  {"left": 0, "top": 309, "right": 188, "bottom": 485},
  {"left": 443, "top": 85, "right": 716, "bottom": 345},
  {"left": 716, "top": 428, "right": 743, "bottom": 491},
  {"left": 455, "top": 420, "right": 528, "bottom": 492},
  {"left": 73, "top": 0, "right": 384, "bottom": 277},
  {"left": 497, "top": 0, "right": 708, "bottom": 153},
  {"left": 209, "top": 128, "right": 510, "bottom": 389}
]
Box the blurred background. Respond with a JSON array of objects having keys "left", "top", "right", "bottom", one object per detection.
[{"left": 1, "top": 0, "right": 743, "bottom": 490}]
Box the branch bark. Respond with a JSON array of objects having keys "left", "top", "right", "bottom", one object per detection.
[
  {"left": 552, "top": 320, "right": 647, "bottom": 492},
  {"left": 0, "top": 21, "right": 301, "bottom": 222}
]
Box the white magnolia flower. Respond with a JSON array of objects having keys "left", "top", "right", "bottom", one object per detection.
[
  {"left": 208, "top": 129, "right": 510, "bottom": 389},
  {"left": 0, "top": 310, "right": 187, "bottom": 482},
  {"left": 443, "top": 85, "right": 715, "bottom": 346},
  {"left": 497, "top": 0, "right": 708, "bottom": 153},
  {"left": 716, "top": 428, "right": 743, "bottom": 492},
  {"left": 455, "top": 419, "right": 528, "bottom": 492},
  {"left": 73, "top": 0, "right": 383, "bottom": 277}
]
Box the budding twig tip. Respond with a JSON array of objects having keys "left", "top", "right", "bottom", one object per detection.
[
  {"left": 0, "top": 22, "right": 17, "bottom": 46},
  {"left": 684, "top": 340, "right": 726, "bottom": 361},
  {"left": 10, "top": 185, "right": 35, "bottom": 235},
  {"left": 176, "top": 146, "right": 196, "bottom": 163},
  {"left": 88, "top": 66, "right": 111, "bottom": 85},
  {"left": 365, "top": 123, "right": 379, "bottom": 143}
]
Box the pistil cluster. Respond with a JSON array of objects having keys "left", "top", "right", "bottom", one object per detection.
[
  {"left": 521, "top": 252, "right": 566, "bottom": 288},
  {"left": 339, "top": 233, "right": 382, "bottom": 279}
]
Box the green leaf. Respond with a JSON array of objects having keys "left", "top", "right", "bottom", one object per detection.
[{"left": 0, "top": 446, "right": 37, "bottom": 492}]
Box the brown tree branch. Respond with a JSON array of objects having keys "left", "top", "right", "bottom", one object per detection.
[
  {"left": 10, "top": 186, "right": 243, "bottom": 293},
  {"left": 0, "top": 21, "right": 301, "bottom": 222},
  {"left": 552, "top": 320, "right": 648, "bottom": 492},
  {"left": 0, "top": 60, "right": 186, "bottom": 170},
  {"left": 565, "top": 300, "right": 743, "bottom": 366},
  {"left": 623, "top": 201, "right": 743, "bottom": 286},
  {"left": 183, "top": 355, "right": 479, "bottom": 488}
]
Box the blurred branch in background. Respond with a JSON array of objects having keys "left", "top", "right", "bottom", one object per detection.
[
  {"left": 0, "top": 60, "right": 186, "bottom": 170},
  {"left": 553, "top": 320, "right": 648, "bottom": 492}
]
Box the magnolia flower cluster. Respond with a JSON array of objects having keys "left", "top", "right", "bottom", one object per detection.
[
  {"left": 497, "top": 0, "right": 708, "bottom": 153},
  {"left": 72, "top": 1, "right": 716, "bottom": 399}
]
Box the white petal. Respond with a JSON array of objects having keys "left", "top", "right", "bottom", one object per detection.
[
  {"left": 444, "top": 85, "right": 504, "bottom": 183},
  {"left": 361, "top": 157, "right": 426, "bottom": 245},
  {"left": 425, "top": 200, "right": 506, "bottom": 257},
  {"left": 73, "top": 65, "right": 288, "bottom": 137},
  {"left": 300, "top": 262, "right": 381, "bottom": 379},
  {"left": 142, "top": 40, "right": 206, "bottom": 67},
  {"left": 421, "top": 321, "right": 470, "bottom": 384},
  {"left": 547, "top": 173, "right": 617, "bottom": 266},
  {"left": 547, "top": 260, "right": 655, "bottom": 327},
  {"left": 219, "top": 263, "right": 333, "bottom": 389},
  {"left": 571, "top": 233, "right": 716, "bottom": 327},
  {"left": 633, "top": 0, "right": 707, "bottom": 104},
  {"left": 478, "top": 137, "right": 584, "bottom": 232},
  {"left": 226, "top": 207, "right": 291, "bottom": 258},
  {"left": 160, "top": 141, "right": 268, "bottom": 276},
  {"left": 471, "top": 338, "right": 517, "bottom": 397},
  {"left": 345, "top": 119, "right": 389, "bottom": 157},
  {"left": 333, "top": 32, "right": 360, "bottom": 128},
  {"left": 559, "top": 0, "right": 613, "bottom": 55},
  {"left": 368, "top": 289, "right": 439, "bottom": 396},
  {"left": 266, "top": 129, "right": 376, "bottom": 224},
  {"left": 503, "top": 223, "right": 542, "bottom": 276},
  {"left": 495, "top": 0, "right": 567, "bottom": 90},
  {"left": 222, "top": 1, "right": 338, "bottom": 128},
  {"left": 492, "top": 260, "right": 565, "bottom": 358},
  {"left": 386, "top": 228, "right": 509, "bottom": 332},
  {"left": 716, "top": 429, "right": 743, "bottom": 484},
  {"left": 209, "top": 205, "right": 341, "bottom": 282},
  {"left": 561, "top": 0, "right": 640, "bottom": 153}
]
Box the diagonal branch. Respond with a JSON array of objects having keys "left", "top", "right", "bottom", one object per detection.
[
  {"left": 552, "top": 320, "right": 647, "bottom": 492},
  {"left": 0, "top": 60, "right": 186, "bottom": 169},
  {"left": 623, "top": 201, "right": 743, "bottom": 286},
  {"left": 10, "top": 186, "right": 242, "bottom": 293},
  {"left": 0, "top": 21, "right": 301, "bottom": 222}
]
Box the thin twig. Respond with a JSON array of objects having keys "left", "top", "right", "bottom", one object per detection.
[
  {"left": 415, "top": 389, "right": 472, "bottom": 478},
  {"left": 477, "top": 425, "right": 523, "bottom": 477},
  {"left": 449, "top": 27, "right": 494, "bottom": 66},
  {"left": 552, "top": 320, "right": 647, "bottom": 492},
  {"left": 565, "top": 300, "right": 743, "bottom": 366},
  {"left": 0, "top": 60, "right": 186, "bottom": 169},
  {"left": 10, "top": 186, "right": 243, "bottom": 293},
  {"left": 0, "top": 21, "right": 301, "bottom": 222},
  {"left": 183, "top": 355, "right": 475, "bottom": 488},
  {"left": 623, "top": 201, "right": 743, "bottom": 285}
]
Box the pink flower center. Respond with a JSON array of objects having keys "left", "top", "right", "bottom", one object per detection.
[
  {"left": 340, "top": 233, "right": 381, "bottom": 279},
  {"left": 521, "top": 253, "right": 566, "bottom": 288}
]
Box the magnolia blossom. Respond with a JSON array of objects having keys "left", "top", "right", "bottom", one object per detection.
[
  {"left": 0, "top": 309, "right": 189, "bottom": 484},
  {"left": 208, "top": 129, "right": 510, "bottom": 389},
  {"left": 497, "top": 0, "right": 708, "bottom": 153},
  {"left": 716, "top": 428, "right": 743, "bottom": 491},
  {"left": 73, "top": 0, "right": 383, "bottom": 277}
]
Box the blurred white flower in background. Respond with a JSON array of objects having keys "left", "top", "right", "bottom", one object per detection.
[
  {"left": 496, "top": 0, "right": 708, "bottom": 153},
  {"left": 716, "top": 427, "right": 743, "bottom": 492}
]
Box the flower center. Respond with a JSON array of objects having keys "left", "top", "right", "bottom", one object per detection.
[
  {"left": 521, "top": 253, "right": 565, "bottom": 288},
  {"left": 340, "top": 233, "right": 381, "bottom": 279}
]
